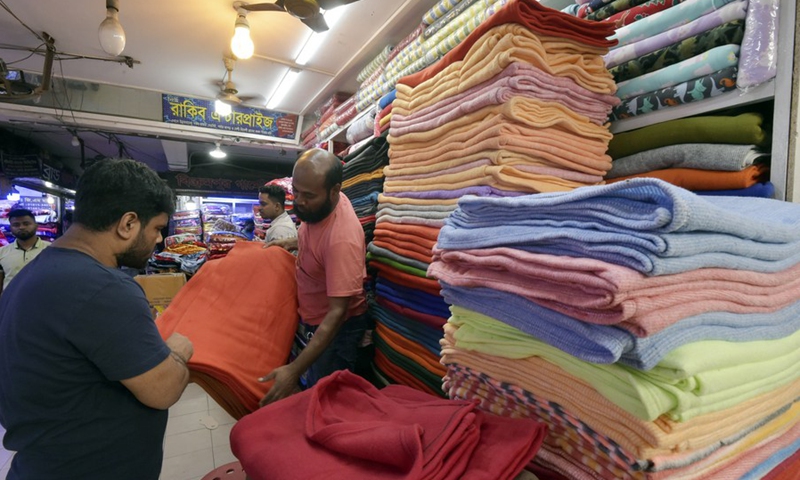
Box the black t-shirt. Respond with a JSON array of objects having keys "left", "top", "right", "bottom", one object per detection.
[{"left": 0, "top": 247, "right": 172, "bottom": 480}]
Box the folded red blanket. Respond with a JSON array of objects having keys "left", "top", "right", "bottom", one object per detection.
[
  {"left": 157, "top": 243, "right": 298, "bottom": 418},
  {"left": 231, "top": 370, "right": 546, "bottom": 480}
]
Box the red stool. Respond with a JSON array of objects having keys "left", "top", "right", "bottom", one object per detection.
[{"left": 201, "top": 461, "right": 247, "bottom": 480}]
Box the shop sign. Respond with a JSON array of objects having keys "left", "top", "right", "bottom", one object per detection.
[
  {"left": 161, "top": 94, "right": 299, "bottom": 140},
  {"left": 17, "top": 196, "right": 52, "bottom": 211},
  {"left": 1, "top": 153, "right": 41, "bottom": 178},
  {"left": 160, "top": 171, "right": 278, "bottom": 195}
]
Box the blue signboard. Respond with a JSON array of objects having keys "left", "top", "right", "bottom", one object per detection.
[{"left": 161, "top": 94, "right": 299, "bottom": 140}]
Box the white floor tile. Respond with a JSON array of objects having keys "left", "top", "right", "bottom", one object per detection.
[
  {"left": 159, "top": 447, "right": 215, "bottom": 480},
  {"left": 164, "top": 429, "right": 212, "bottom": 459},
  {"left": 166, "top": 410, "right": 213, "bottom": 436},
  {"left": 210, "top": 423, "right": 234, "bottom": 448},
  {"left": 182, "top": 383, "right": 208, "bottom": 400},
  {"left": 206, "top": 406, "right": 237, "bottom": 427},
  {"left": 169, "top": 395, "right": 209, "bottom": 419},
  {"left": 211, "top": 447, "right": 238, "bottom": 469}
]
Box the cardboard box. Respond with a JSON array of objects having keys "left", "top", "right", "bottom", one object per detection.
[{"left": 134, "top": 273, "right": 187, "bottom": 314}]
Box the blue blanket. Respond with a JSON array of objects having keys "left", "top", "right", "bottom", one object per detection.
[
  {"left": 369, "top": 301, "right": 442, "bottom": 356},
  {"left": 376, "top": 278, "right": 451, "bottom": 318},
  {"left": 442, "top": 283, "right": 800, "bottom": 370},
  {"left": 438, "top": 179, "right": 800, "bottom": 275}
]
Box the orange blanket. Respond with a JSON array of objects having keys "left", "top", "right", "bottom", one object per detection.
[
  {"left": 607, "top": 164, "right": 768, "bottom": 191},
  {"left": 157, "top": 243, "right": 299, "bottom": 419}
]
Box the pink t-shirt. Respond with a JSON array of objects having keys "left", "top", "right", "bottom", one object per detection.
[{"left": 296, "top": 192, "right": 367, "bottom": 325}]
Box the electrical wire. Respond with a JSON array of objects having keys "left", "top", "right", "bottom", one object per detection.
[
  {"left": 0, "top": 0, "right": 49, "bottom": 44},
  {"left": 5, "top": 42, "right": 45, "bottom": 65}
]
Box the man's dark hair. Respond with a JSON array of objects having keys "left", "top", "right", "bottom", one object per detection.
[
  {"left": 73, "top": 159, "right": 175, "bottom": 231},
  {"left": 258, "top": 184, "right": 287, "bottom": 208},
  {"left": 323, "top": 157, "right": 342, "bottom": 191},
  {"left": 8, "top": 209, "right": 35, "bottom": 221}
]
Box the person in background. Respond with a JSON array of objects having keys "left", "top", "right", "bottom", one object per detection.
[
  {"left": 0, "top": 159, "right": 194, "bottom": 480},
  {"left": 257, "top": 184, "right": 297, "bottom": 243},
  {"left": 0, "top": 208, "right": 48, "bottom": 297},
  {"left": 259, "top": 148, "right": 367, "bottom": 405}
]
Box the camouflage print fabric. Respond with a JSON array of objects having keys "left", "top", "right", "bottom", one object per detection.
[
  {"left": 610, "top": 20, "right": 745, "bottom": 83},
  {"left": 587, "top": 0, "right": 652, "bottom": 21},
  {"left": 611, "top": 65, "right": 738, "bottom": 121}
]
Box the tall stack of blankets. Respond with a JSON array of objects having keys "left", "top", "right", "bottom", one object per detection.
[
  {"left": 429, "top": 178, "right": 800, "bottom": 478},
  {"left": 606, "top": 112, "right": 774, "bottom": 197},
  {"left": 565, "top": 0, "right": 780, "bottom": 120},
  {"left": 368, "top": 0, "right": 620, "bottom": 399},
  {"left": 341, "top": 135, "right": 390, "bottom": 244}
]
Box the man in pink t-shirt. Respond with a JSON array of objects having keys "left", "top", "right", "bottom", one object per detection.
[{"left": 259, "top": 148, "right": 368, "bottom": 405}]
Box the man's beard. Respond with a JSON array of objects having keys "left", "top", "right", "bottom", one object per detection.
[
  {"left": 293, "top": 196, "right": 334, "bottom": 224},
  {"left": 13, "top": 230, "right": 36, "bottom": 241},
  {"left": 116, "top": 231, "right": 154, "bottom": 269}
]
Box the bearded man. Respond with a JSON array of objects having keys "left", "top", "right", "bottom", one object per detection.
[{"left": 0, "top": 159, "right": 194, "bottom": 480}]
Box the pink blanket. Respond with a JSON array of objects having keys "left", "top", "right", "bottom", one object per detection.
[{"left": 430, "top": 247, "right": 800, "bottom": 336}]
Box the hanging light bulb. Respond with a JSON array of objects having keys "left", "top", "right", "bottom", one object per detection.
[
  {"left": 71, "top": 135, "right": 81, "bottom": 147},
  {"left": 215, "top": 99, "right": 232, "bottom": 116},
  {"left": 98, "top": 0, "right": 126, "bottom": 56},
  {"left": 230, "top": 12, "right": 254, "bottom": 60},
  {"left": 209, "top": 142, "right": 227, "bottom": 159}
]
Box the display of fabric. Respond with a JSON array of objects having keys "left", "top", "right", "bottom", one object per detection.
[
  {"left": 611, "top": 65, "right": 739, "bottom": 120},
  {"left": 607, "top": 143, "right": 764, "bottom": 178},
  {"left": 423, "top": 0, "right": 481, "bottom": 39},
  {"left": 586, "top": 0, "right": 654, "bottom": 21},
  {"left": 606, "top": 0, "right": 689, "bottom": 28},
  {"left": 615, "top": 44, "right": 739, "bottom": 99},
  {"left": 607, "top": 112, "right": 765, "bottom": 158},
  {"left": 606, "top": 0, "right": 748, "bottom": 68},
  {"left": 611, "top": 0, "right": 739, "bottom": 48},
  {"left": 156, "top": 243, "right": 298, "bottom": 419},
  {"left": 230, "top": 370, "right": 547, "bottom": 480},
  {"left": 438, "top": 178, "right": 800, "bottom": 275},
  {"left": 356, "top": 45, "right": 392, "bottom": 83},
  {"left": 610, "top": 19, "right": 745, "bottom": 83},
  {"left": 695, "top": 181, "right": 775, "bottom": 197},
  {"left": 737, "top": 0, "right": 779, "bottom": 89},
  {"left": 608, "top": 163, "right": 769, "bottom": 190}
]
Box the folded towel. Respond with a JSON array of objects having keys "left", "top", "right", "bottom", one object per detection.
[
  {"left": 608, "top": 163, "right": 768, "bottom": 191},
  {"left": 607, "top": 143, "right": 765, "bottom": 178},
  {"left": 438, "top": 178, "right": 800, "bottom": 275},
  {"left": 368, "top": 243, "right": 431, "bottom": 272},
  {"left": 696, "top": 181, "right": 775, "bottom": 198}
]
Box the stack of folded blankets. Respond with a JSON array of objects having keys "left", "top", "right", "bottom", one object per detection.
[
  {"left": 231, "top": 370, "right": 547, "bottom": 480},
  {"left": 374, "top": 89, "right": 396, "bottom": 137},
  {"left": 564, "top": 0, "right": 780, "bottom": 119},
  {"left": 172, "top": 209, "right": 203, "bottom": 236},
  {"left": 206, "top": 231, "right": 249, "bottom": 260},
  {"left": 606, "top": 112, "right": 774, "bottom": 197},
  {"left": 201, "top": 203, "right": 232, "bottom": 242},
  {"left": 342, "top": 135, "right": 390, "bottom": 244},
  {"left": 429, "top": 178, "right": 800, "bottom": 478},
  {"left": 157, "top": 243, "right": 299, "bottom": 419},
  {"left": 356, "top": 0, "right": 522, "bottom": 112},
  {"left": 302, "top": 92, "right": 351, "bottom": 149},
  {"left": 149, "top": 233, "right": 208, "bottom": 276},
  {"left": 369, "top": 0, "right": 620, "bottom": 398}
]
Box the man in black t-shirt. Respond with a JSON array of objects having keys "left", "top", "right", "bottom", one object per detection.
[{"left": 0, "top": 159, "right": 194, "bottom": 480}]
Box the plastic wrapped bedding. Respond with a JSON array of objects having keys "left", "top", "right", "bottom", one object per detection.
[{"left": 737, "top": 0, "right": 779, "bottom": 89}]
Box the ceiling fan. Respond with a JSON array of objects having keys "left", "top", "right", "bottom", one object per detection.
[
  {"left": 236, "top": 0, "right": 363, "bottom": 33},
  {"left": 214, "top": 56, "right": 261, "bottom": 108}
]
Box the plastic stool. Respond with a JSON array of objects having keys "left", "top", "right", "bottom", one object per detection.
[{"left": 201, "top": 461, "right": 247, "bottom": 480}]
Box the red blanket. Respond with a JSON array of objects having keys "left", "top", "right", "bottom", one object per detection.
[
  {"left": 157, "top": 243, "right": 298, "bottom": 418},
  {"left": 231, "top": 370, "right": 546, "bottom": 480}
]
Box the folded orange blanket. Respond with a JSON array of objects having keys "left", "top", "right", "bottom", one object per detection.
[
  {"left": 374, "top": 222, "right": 441, "bottom": 243},
  {"left": 157, "top": 243, "right": 299, "bottom": 418},
  {"left": 608, "top": 164, "right": 768, "bottom": 190},
  {"left": 371, "top": 260, "right": 441, "bottom": 296}
]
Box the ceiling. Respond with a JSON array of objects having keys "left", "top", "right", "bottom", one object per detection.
[{"left": 0, "top": 0, "right": 438, "bottom": 174}]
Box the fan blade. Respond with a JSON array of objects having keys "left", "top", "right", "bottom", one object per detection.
[
  {"left": 238, "top": 94, "right": 265, "bottom": 104},
  {"left": 302, "top": 12, "right": 329, "bottom": 33},
  {"left": 317, "top": 0, "right": 360, "bottom": 9},
  {"left": 240, "top": 2, "right": 285, "bottom": 12}
]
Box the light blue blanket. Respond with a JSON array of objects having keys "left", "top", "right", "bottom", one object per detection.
[{"left": 438, "top": 179, "right": 800, "bottom": 275}]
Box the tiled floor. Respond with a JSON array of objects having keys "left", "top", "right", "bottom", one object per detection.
[{"left": 0, "top": 382, "right": 238, "bottom": 480}]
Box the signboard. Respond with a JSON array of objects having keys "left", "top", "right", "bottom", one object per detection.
[
  {"left": 160, "top": 165, "right": 286, "bottom": 195},
  {"left": 17, "top": 196, "right": 53, "bottom": 211},
  {"left": 1, "top": 153, "right": 41, "bottom": 178},
  {"left": 162, "top": 94, "right": 299, "bottom": 140}
]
